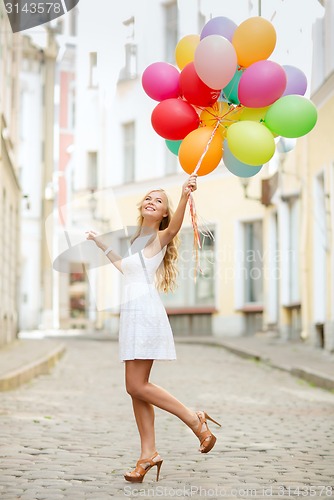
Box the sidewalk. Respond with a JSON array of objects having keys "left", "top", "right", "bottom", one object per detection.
[
  {"left": 176, "top": 333, "right": 334, "bottom": 392},
  {"left": 0, "top": 330, "right": 333, "bottom": 391},
  {"left": 0, "top": 338, "right": 66, "bottom": 391}
]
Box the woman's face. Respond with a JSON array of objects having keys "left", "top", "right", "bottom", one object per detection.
[{"left": 141, "top": 191, "right": 168, "bottom": 222}]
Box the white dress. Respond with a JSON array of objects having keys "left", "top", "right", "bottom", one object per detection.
[{"left": 118, "top": 236, "right": 177, "bottom": 362}]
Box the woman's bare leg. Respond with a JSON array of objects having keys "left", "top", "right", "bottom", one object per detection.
[
  {"left": 132, "top": 397, "right": 156, "bottom": 459},
  {"left": 128, "top": 359, "right": 156, "bottom": 459},
  {"left": 125, "top": 359, "right": 199, "bottom": 434}
]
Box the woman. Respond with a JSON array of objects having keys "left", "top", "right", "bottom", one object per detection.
[{"left": 86, "top": 173, "right": 220, "bottom": 483}]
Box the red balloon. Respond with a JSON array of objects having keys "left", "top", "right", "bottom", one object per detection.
[
  {"left": 180, "top": 62, "right": 220, "bottom": 107},
  {"left": 151, "top": 98, "right": 200, "bottom": 140}
]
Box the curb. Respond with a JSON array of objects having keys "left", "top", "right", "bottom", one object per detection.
[
  {"left": 176, "top": 337, "right": 334, "bottom": 392},
  {"left": 0, "top": 343, "right": 66, "bottom": 391},
  {"left": 290, "top": 367, "right": 334, "bottom": 391}
]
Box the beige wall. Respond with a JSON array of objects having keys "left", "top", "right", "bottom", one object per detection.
[{"left": 0, "top": 14, "right": 22, "bottom": 346}]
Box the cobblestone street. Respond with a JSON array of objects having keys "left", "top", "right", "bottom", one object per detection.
[{"left": 0, "top": 339, "right": 334, "bottom": 499}]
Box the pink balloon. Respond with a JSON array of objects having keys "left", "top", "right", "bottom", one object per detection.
[
  {"left": 194, "top": 35, "right": 237, "bottom": 89},
  {"left": 238, "top": 60, "right": 287, "bottom": 108},
  {"left": 282, "top": 65, "right": 307, "bottom": 96},
  {"left": 142, "top": 62, "right": 180, "bottom": 101}
]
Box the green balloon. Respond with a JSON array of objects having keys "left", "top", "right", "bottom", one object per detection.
[
  {"left": 165, "top": 139, "right": 182, "bottom": 155},
  {"left": 223, "top": 68, "right": 242, "bottom": 105},
  {"left": 264, "top": 95, "right": 318, "bottom": 138}
]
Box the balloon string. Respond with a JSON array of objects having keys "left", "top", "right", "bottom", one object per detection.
[
  {"left": 188, "top": 120, "right": 220, "bottom": 281},
  {"left": 192, "top": 120, "right": 221, "bottom": 175}
]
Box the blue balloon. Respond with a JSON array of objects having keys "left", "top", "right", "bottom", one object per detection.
[{"left": 223, "top": 140, "right": 262, "bottom": 178}]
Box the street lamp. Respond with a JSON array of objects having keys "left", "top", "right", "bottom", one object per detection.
[
  {"left": 239, "top": 177, "right": 261, "bottom": 202},
  {"left": 88, "top": 188, "right": 109, "bottom": 225}
]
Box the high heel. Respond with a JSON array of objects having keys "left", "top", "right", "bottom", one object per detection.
[
  {"left": 124, "top": 451, "right": 163, "bottom": 483},
  {"left": 194, "top": 411, "right": 221, "bottom": 454}
]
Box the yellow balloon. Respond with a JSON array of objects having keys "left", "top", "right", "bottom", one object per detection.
[
  {"left": 239, "top": 106, "right": 270, "bottom": 122},
  {"left": 175, "top": 34, "right": 200, "bottom": 70},
  {"left": 232, "top": 17, "right": 276, "bottom": 68},
  {"left": 227, "top": 121, "right": 275, "bottom": 166}
]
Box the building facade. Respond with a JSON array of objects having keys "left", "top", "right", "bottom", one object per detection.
[
  {"left": 0, "top": 11, "right": 21, "bottom": 346},
  {"left": 60, "top": 0, "right": 333, "bottom": 353}
]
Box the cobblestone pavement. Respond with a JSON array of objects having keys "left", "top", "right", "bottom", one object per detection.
[{"left": 0, "top": 339, "right": 334, "bottom": 500}]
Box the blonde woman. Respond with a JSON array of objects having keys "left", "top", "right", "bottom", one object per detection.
[{"left": 86, "top": 173, "right": 220, "bottom": 483}]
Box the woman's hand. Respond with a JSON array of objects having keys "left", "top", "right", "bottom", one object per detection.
[
  {"left": 182, "top": 173, "right": 198, "bottom": 196},
  {"left": 85, "top": 230, "right": 104, "bottom": 249}
]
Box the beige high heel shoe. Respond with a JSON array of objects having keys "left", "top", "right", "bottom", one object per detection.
[
  {"left": 194, "top": 411, "right": 221, "bottom": 453},
  {"left": 124, "top": 451, "right": 163, "bottom": 483}
]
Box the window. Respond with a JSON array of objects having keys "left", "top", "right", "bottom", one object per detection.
[
  {"left": 165, "top": 2, "right": 178, "bottom": 63},
  {"left": 243, "top": 220, "right": 263, "bottom": 304},
  {"left": 87, "top": 151, "right": 98, "bottom": 190},
  {"left": 165, "top": 146, "right": 178, "bottom": 175},
  {"left": 162, "top": 228, "right": 215, "bottom": 308},
  {"left": 70, "top": 8, "right": 77, "bottom": 36},
  {"left": 89, "top": 52, "right": 98, "bottom": 87},
  {"left": 69, "top": 264, "right": 87, "bottom": 319},
  {"left": 120, "top": 17, "right": 137, "bottom": 80},
  {"left": 123, "top": 122, "right": 135, "bottom": 183},
  {"left": 288, "top": 197, "right": 300, "bottom": 303},
  {"left": 198, "top": 10, "right": 206, "bottom": 33}
]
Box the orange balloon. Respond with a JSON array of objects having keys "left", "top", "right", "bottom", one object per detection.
[
  {"left": 179, "top": 127, "right": 223, "bottom": 175},
  {"left": 232, "top": 17, "right": 276, "bottom": 68},
  {"left": 175, "top": 34, "right": 200, "bottom": 70}
]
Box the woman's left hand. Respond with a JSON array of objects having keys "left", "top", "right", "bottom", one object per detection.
[{"left": 183, "top": 174, "right": 198, "bottom": 196}]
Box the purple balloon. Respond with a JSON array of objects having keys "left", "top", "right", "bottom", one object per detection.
[
  {"left": 282, "top": 65, "right": 307, "bottom": 96},
  {"left": 200, "top": 16, "right": 237, "bottom": 42}
]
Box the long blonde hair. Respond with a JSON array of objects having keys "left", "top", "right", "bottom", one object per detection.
[{"left": 131, "top": 189, "right": 179, "bottom": 293}]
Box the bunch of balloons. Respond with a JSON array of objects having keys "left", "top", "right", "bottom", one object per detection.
[{"left": 142, "top": 16, "right": 318, "bottom": 179}]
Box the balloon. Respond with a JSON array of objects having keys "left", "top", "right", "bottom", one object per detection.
[
  {"left": 175, "top": 34, "right": 200, "bottom": 70},
  {"left": 142, "top": 62, "right": 180, "bottom": 101},
  {"left": 238, "top": 60, "right": 287, "bottom": 108},
  {"left": 238, "top": 106, "right": 270, "bottom": 122},
  {"left": 276, "top": 137, "right": 296, "bottom": 153},
  {"left": 194, "top": 35, "right": 237, "bottom": 89},
  {"left": 165, "top": 139, "right": 182, "bottom": 155},
  {"left": 223, "top": 68, "right": 243, "bottom": 104},
  {"left": 264, "top": 95, "right": 318, "bottom": 138},
  {"left": 282, "top": 65, "right": 308, "bottom": 96},
  {"left": 200, "top": 101, "right": 242, "bottom": 137},
  {"left": 200, "top": 16, "right": 237, "bottom": 42},
  {"left": 232, "top": 17, "right": 276, "bottom": 68},
  {"left": 179, "top": 127, "right": 223, "bottom": 175},
  {"left": 151, "top": 98, "right": 199, "bottom": 140},
  {"left": 180, "top": 62, "right": 220, "bottom": 107},
  {"left": 223, "top": 140, "right": 262, "bottom": 177},
  {"left": 227, "top": 121, "right": 275, "bottom": 166}
]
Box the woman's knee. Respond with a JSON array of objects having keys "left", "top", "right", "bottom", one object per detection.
[{"left": 126, "top": 380, "right": 146, "bottom": 398}]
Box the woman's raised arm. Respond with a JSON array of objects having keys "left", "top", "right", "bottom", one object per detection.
[
  {"left": 158, "top": 174, "right": 197, "bottom": 248},
  {"left": 86, "top": 230, "right": 123, "bottom": 274}
]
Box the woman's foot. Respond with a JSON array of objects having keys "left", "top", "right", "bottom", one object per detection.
[
  {"left": 190, "top": 411, "right": 221, "bottom": 453},
  {"left": 124, "top": 451, "right": 163, "bottom": 483}
]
